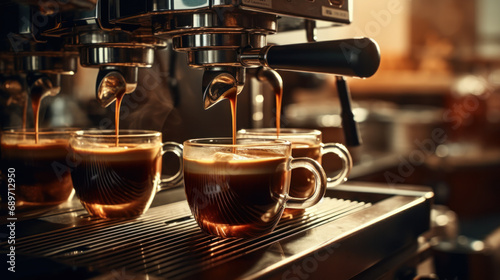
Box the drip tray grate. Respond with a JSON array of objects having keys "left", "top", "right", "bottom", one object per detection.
[{"left": 6, "top": 197, "right": 369, "bottom": 279}]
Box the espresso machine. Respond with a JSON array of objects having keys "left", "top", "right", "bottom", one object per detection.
[
  {"left": 0, "top": 1, "right": 435, "bottom": 279},
  {"left": 0, "top": 0, "right": 381, "bottom": 132}
]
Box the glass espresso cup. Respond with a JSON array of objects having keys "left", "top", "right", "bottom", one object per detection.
[
  {"left": 183, "top": 138, "right": 327, "bottom": 238},
  {"left": 238, "top": 128, "right": 352, "bottom": 217},
  {"left": 1, "top": 128, "right": 78, "bottom": 207},
  {"left": 69, "top": 130, "right": 183, "bottom": 219}
]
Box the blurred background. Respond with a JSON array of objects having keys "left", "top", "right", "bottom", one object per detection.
[
  {"left": 1, "top": 0, "right": 499, "bottom": 278},
  {"left": 273, "top": 0, "right": 500, "bottom": 278}
]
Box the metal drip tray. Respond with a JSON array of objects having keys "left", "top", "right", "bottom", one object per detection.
[{"left": 1, "top": 183, "right": 433, "bottom": 279}]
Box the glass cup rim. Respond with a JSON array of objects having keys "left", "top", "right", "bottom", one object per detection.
[
  {"left": 2, "top": 127, "right": 81, "bottom": 135},
  {"left": 184, "top": 137, "right": 291, "bottom": 147},
  {"left": 72, "top": 129, "right": 162, "bottom": 139},
  {"left": 238, "top": 128, "right": 321, "bottom": 136}
]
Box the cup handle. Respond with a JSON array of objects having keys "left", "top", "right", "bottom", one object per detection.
[
  {"left": 286, "top": 157, "right": 327, "bottom": 209},
  {"left": 321, "top": 143, "right": 352, "bottom": 188},
  {"left": 159, "top": 142, "right": 184, "bottom": 191}
]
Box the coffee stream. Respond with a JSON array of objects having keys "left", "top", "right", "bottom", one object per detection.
[
  {"left": 227, "top": 79, "right": 283, "bottom": 146},
  {"left": 275, "top": 85, "right": 283, "bottom": 138},
  {"left": 114, "top": 90, "right": 126, "bottom": 147},
  {"left": 226, "top": 88, "right": 238, "bottom": 146},
  {"left": 30, "top": 88, "right": 45, "bottom": 144},
  {"left": 30, "top": 90, "right": 124, "bottom": 146}
]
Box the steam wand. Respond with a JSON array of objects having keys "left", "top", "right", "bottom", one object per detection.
[
  {"left": 304, "top": 20, "right": 362, "bottom": 147},
  {"left": 336, "top": 76, "right": 362, "bottom": 147}
]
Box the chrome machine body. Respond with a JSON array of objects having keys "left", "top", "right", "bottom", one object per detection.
[{"left": 0, "top": 0, "right": 380, "bottom": 111}]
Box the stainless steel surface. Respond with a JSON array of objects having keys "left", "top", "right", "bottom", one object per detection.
[
  {"left": 80, "top": 46, "right": 155, "bottom": 68},
  {"left": 1, "top": 183, "right": 433, "bottom": 279},
  {"left": 16, "top": 54, "right": 78, "bottom": 75}
]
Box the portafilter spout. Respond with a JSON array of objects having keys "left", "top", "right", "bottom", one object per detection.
[
  {"left": 256, "top": 67, "right": 282, "bottom": 92},
  {"left": 202, "top": 67, "right": 245, "bottom": 110},
  {"left": 26, "top": 72, "right": 61, "bottom": 100},
  {"left": 96, "top": 67, "right": 138, "bottom": 108}
]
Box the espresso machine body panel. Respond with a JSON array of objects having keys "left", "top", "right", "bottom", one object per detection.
[
  {"left": 108, "top": 0, "right": 351, "bottom": 23},
  {"left": 238, "top": 0, "right": 352, "bottom": 23}
]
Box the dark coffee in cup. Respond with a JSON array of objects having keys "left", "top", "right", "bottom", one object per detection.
[
  {"left": 237, "top": 128, "right": 352, "bottom": 219},
  {"left": 184, "top": 153, "right": 288, "bottom": 238},
  {"left": 69, "top": 129, "right": 183, "bottom": 219},
  {"left": 70, "top": 144, "right": 162, "bottom": 218},
  {"left": 183, "top": 138, "right": 327, "bottom": 239},
  {"left": 1, "top": 131, "right": 75, "bottom": 207}
]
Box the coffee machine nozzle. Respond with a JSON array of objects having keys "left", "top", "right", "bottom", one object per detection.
[
  {"left": 95, "top": 66, "right": 138, "bottom": 108},
  {"left": 202, "top": 67, "right": 245, "bottom": 110}
]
